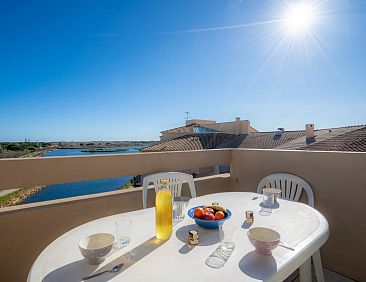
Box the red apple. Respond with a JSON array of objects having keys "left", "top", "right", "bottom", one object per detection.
[
  {"left": 202, "top": 212, "right": 215, "bottom": 221},
  {"left": 203, "top": 208, "right": 214, "bottom": 214}
]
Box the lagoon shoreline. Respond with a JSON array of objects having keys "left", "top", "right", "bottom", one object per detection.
[
  {"left": 0, "top": 186, "right": 47, "bottom": 208},
  {"left": 0, "top": 146, "right": 140, "bottom": 207}
]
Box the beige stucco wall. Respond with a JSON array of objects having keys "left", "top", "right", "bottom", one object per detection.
[
  {"left": 203, "top": 120, "right": 250, "bottom": 134},
  {"left": 185, "top": 119, "right": 216, "bottom": 126},
  {"left": 161, "top": 119, "right": 258, "bottom": 141},
  {"left": 230, "top": 149, "right": 366, "bottom": 281},
  {"left": 0, "top": 149, "right": 230, "bottom": 190},
  {"left": 249, "top": 125, "right": 258, "bottom": 133}
]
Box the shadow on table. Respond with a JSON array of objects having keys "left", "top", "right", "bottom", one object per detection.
[
  {"left": 175, "top": 223, "right": 219, "bottom": 254},
  {"left": 206, "top": 246, "right": 235, "bottom": 269},
  {"left": 42, "top": 259, "right": 96, "bottom": 282},
  {"left": 175, "top": 224, "right": 220, "bottom": 255},
  {"left": 241, "top": 221, "right": 253, "bottom": 229},
  {"left": 259, "top": 202, "right": 280, "bottom": 209},
  {"left": 42, "top": 237, "right": 167, "bottom": 282},
  {"left": 238, "top": 251, "right": 277, "bottom": 280}
]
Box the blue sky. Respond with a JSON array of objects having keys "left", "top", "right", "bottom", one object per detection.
[{"left": 1, "top": 0, "right": 365, "bottom": 141}]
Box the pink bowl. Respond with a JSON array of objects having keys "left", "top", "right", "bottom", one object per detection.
[{"left": 247, "top": 227, "right": 280, "bottom": 255}]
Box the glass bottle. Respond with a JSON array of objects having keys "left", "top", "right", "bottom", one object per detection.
[{"left": 155, "top": 179, "right": 173, "bottom": 240}]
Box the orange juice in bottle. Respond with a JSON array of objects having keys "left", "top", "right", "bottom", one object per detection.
[{"left": 155, "top": 179, "right": 173, "bottom": 240}]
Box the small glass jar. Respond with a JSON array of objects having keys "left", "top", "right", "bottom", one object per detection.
[
  {"left": 246, "top": 211, "right": 254, "bottom": 223},
  {"left": 263, "top": 188, "right": 281, "bottom": 207}
]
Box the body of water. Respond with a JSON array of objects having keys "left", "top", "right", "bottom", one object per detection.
[{"left": 23, "top": 147, "right": 141, "bottom": 204}]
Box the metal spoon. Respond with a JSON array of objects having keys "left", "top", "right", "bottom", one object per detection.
[
  {"left": 82, "top": 263, "right": 123, "bottom": 281},
  {"left": 279, "top": 241, "right": 295, "bottom": 251}
]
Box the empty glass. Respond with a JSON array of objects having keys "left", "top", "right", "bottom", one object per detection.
[
  {"left": 262, "top": 188, "right": 281, "bottom": 208},
  {"left": 115, "top": 218, "right": 132, "bottom": 248},
  {"left": 173, "top": 196, "right": 190, "bottom": 222},
  {"left": 219, "top": 223, "right": 237, "bottom": 251}
]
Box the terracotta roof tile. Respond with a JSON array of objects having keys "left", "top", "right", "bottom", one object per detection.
[
  {"left": 141, "top": 125, "right": 366, "bottom": 152},
  {"left": 238, "top": 131, "right": 305, "bottom": 149},
  {"left": 141, "top": 133, "right": 237, "bottom": 152},
  {"left": 277, "top": 125, "right": 364, "bottom": 150},
  {"left": 299, "top": 126, "right": 366, "bottom": 152}
]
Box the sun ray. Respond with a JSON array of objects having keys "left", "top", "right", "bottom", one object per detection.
[
  {"left": 162, "top": 19, "right": 284, "bottom": 34},
  {"left": 263, "top": 34, "right": 295, "bottom": 109},
  {"left": 300, "top": 30, "right": 319, "bottom": 95},
  {"left": 273, "top": 38, "right": 293, "bottom": 89},
  {"left": 316, "top": 21, "right": 356, "bottom": 36},
  {"left": 234, "top": 31, "right": 290, "bottom": 113},
  {"left": 307, "top": 29, "right": 345, "bottom": 84},
  {"left": 246, "top": 26, "right": 284, "bottom": 50}
]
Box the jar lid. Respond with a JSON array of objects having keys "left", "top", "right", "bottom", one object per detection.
[{"left": 263, "top": 188, "right": 281, "bottom": 194}]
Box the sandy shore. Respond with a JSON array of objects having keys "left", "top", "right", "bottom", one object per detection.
[
  {"left": 0, "top": 186, "right": 47, "bottom": 208},
  {"left": 0, "top": 189, "right": 20, "bottom": 197},
  {"left": 0, "top": 150, "right": 51, "bottom": 208}
]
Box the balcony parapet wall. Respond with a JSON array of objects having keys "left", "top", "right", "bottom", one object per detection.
[
  {"left": 0, "top": 149, "right": 231, "bottom": 190},
  {"left": 0, "top": 149, "right": 366, "bottom": 281}
]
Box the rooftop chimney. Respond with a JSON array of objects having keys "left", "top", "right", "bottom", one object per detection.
[
  {"left": 235, "top": 117, "right": 240, "bottom": 135},
  {"left": 275, "top": 128, "right": 284, "bottom": 137},
  {"left": 306, "top": 124, "right": 315, "bottom": 139}
]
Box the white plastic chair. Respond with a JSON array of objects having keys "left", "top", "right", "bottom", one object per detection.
[
  {"left": 257, "top": 173, "right": 314, "bottom": 207},
  {"left": 142, "top": 172, "right": 196, "bottom": 209},
  {"left": 257, "top": 173, "right": 324, "bottom": 282}
]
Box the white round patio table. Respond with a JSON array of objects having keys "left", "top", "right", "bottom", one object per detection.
[{"left": 28, "top": 192, "right": 329, "bottom": 282}]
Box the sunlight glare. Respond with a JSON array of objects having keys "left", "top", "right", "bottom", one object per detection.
[{"left": 284, "top": 2, "right": 316, "bottom": 34}]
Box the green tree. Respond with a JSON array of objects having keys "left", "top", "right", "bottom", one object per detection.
[{"left": 6, "top": 143, "right": 22, "bottom": 151}]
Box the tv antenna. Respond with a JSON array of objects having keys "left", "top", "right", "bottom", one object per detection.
[{"left": 185, "top": 112, "right": 190, "bottom": 120}]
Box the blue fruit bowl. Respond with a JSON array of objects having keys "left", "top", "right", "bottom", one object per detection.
[{"left": 188, "top": 206, "right": 232, "bottom": 229}]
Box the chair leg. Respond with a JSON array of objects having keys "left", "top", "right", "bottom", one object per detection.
[
  {"left": 312, "top": 250, "right": 325, "bottom": 282},
  {"left": 142, "top": 186, "right": 147, "bottom": 209},
  {"left": 299, "top": 258, "right": 312, "bottom": 282}
]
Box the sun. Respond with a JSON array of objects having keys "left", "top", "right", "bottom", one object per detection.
[{"left": 284, "top": 2, "right": 316, "bottom": 34}]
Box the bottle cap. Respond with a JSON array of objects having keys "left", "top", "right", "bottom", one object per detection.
[
  {"left": 160, "top": 179, "right": 168, "bottom": 185},
  {"left": 189, "top": 230, "right": 199, "bottom": 238}
]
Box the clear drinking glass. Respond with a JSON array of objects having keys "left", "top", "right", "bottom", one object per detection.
[
  {"left": 173, "top": 196, "right": 190, "bottom": 222},
  {"left": 262, "top": 188, "right": 281, "bottom": 208},
  {"left": 219, "top": 223, "right": 237, "bottom": 251},
  {"left": 115, "top": 218, "right": 132, "bottom": 248},
  {"left": 263, "top": 192, "right": 275, "bottom": 207}
]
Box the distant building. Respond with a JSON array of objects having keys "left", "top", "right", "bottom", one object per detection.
[
  {"left": 141, "top": 121, "right": 366, "bottom": 179},
  {"left": 143, "top": 122, "right": 366, "bottom": 153},
  {"left": 160, "top": 118, "right": 258, "bottom": 141}
]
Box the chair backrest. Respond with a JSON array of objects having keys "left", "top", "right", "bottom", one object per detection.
[
  {"left": 142, "top": 172, "right": 196, "bottom": 209},
  {"left": 257, "top": 173, "right": 314, "bottom": 207}
]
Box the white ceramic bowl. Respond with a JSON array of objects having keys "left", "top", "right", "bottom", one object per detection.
[
  {"left": 247, "top": 227, "right": 280, "bottom": 255},
  {"left": 79, "top": 233, "right": 115, "bottom": 264}
]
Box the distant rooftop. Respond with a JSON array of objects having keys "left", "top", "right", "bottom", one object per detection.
[
  {"left": 142, "top": 124, "right": 366, "bottom": 152},
  {"left": 299, "top": 126, "right": 366, "bottom": 152},
  {"left": 277, "top": 125, "right": 365, "bottom": 150},
  {"left": 160, "top": 117, "right": 257, "bottom": 141}
]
